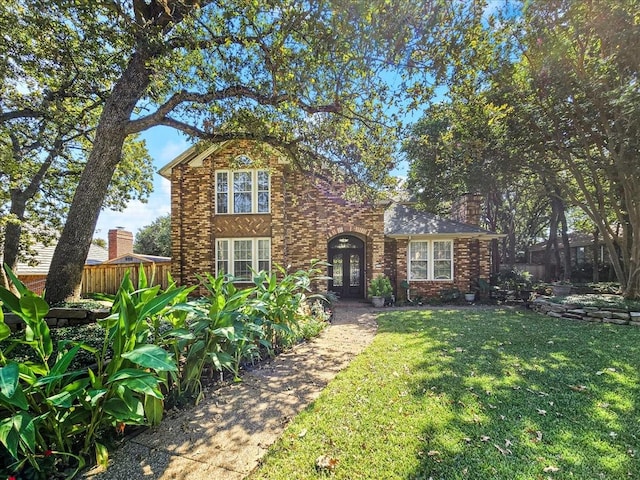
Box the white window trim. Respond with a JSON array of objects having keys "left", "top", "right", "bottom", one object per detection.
[
  {"left": 407, "top": 239, "right": 454, "bottom": 281},
  {"left": 215, "top": 169, "right": 270, "bottom": 214},
  {"left": 216, "top": 237, "right": 271, "bottom": 280}
]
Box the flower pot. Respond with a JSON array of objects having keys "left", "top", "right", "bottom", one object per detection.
[
  {"left": 552, "top": 284, "right": 572, "bottom": 296},
  {"left": 464, "top": 293, "right": 476, "bottom": 302},
  {"left": 371, "top": 296, "right": 385, "bottom": 308}
]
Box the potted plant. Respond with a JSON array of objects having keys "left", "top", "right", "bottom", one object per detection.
[
  {"left": 464, "top": 291, "right": 476, "bottom": 302},
  {"left": 368, "top": 274, "right": 392, "bottom": 307},
  {"left": 551, "top": 280, "right": 572, "bottom": 296}
]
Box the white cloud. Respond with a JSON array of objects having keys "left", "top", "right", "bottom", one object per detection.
[
  {"left": 95, "top": 197, "right": 171, "bottom": 240},
  {"left": 95, "top": 128, "right": 190, "bottom": 241}
]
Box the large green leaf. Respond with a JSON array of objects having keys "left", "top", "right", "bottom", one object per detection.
[
  {"left": 103, "top": 396, "right": 145, "bottom": 423},
  {"left": 121, "top": 344, "right": 177, "bottom": 372},
  {"left": 49, "top": 344, "right": 83, "bottom": 378},
  {"left": 0, "top": 412, "right": 37, "bottom": 457},
  {"left": 19, "top": 294, "right": 49, "bottom": 323},
  {"left": 107, "top": 368, "right": 155, "bottom": 383},
  {"left": 0, "top": 362, "right": 19, "bottom": 398},
  {"left": 144, "top": 395, "right": 164, "bottom": 426},
  {"left": 3, "top": 263, "right": 27, "bottom": 296},
  {"left": 0, "top": 418, "right": 19, "bottom": 459},
  {"left": 138, "top": 287, "right": 186, "bottom": 321},
  {"left": 116, "top": 376, "right": 164, "bottom": 399},
  {"left": 0, "top": 285, "right": 21, "bottom": 314}
]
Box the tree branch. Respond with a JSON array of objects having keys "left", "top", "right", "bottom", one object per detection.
[{"left": 125, "top": 86, "right": 341, "bottom": 134}]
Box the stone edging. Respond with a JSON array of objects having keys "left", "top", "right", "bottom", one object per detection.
[
  {"left": 531, "top": 297, "right": 640, "bottom": 327},
  {"left": 3, "top": 308, "right": 110, "bottom": 332}
]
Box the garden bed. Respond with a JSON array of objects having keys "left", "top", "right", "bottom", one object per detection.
[{"left": 531, "top": 294, "right": 640, "bottom": 326}]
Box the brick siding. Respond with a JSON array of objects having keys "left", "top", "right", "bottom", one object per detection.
[{"left": 169, "top": 140, "right": 492, "bottom": 299}]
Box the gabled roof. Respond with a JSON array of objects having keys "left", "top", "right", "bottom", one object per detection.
[
  {"left": 12, "top": 243, "right": 109, "bottom": 275},
  {"left": 158, "top": 140, "right": 289, "bottom": 179},
  {"left": 528, "top": 232, "right": 604, "bottom": 252},
  {"left": 102, "top": 253, "right": 171, "bottom": 265},
  {"left": 384, "top": 203, "right": 503, "bottom": 238}
]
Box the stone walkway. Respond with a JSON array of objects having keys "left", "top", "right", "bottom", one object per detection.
[{"left": 83, "top": 302, "right": 377, "bottom": 480}]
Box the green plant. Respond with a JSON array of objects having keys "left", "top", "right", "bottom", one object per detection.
[
  {"left": 0, "top": 265, "right": 183, "bottom": 478},
  {"left": 438, "top": 287, "right": 461, "bottom": 303},
  {"left": 368, "top": 274, "right": 392, "bottom": 298}
]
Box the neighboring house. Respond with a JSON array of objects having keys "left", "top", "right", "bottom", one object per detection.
[
  {"left": 103, "top": 228, "right": 171, "bottom": 265},
  {"left": 7, "top": 242, "right": 109, "bottom": 295},
  {"left": 527, "top": 232, "right": 616, "bottom": 282},
  {"left": 159, "top": 140, "right": 502, "bottom": 300},
  {"left": 6, "top": 228, "right": 170, "bottom": 295}
]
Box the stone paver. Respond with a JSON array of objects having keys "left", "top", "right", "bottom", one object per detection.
[{"left": 83, "top": 302, "right": 377, "bottom": 480}]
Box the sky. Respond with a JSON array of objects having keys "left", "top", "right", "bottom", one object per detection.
[{"left": 94, "top": 126, "right": 190, "bottom": 242}]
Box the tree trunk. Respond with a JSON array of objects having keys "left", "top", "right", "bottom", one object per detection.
[
  {"left": 592, "top": 229, "right": 599, "bottom": 283},
  {"left": 557, "top": 194, "right": 571, "bottom": 281},
  {"left": 45, "top": 51, "right": 152, "bottom": 304},
  {"left": 543, "top": 201, "right": 559, "bottom": 282},
  {"left": 2, "top": 147, "right": 57, "bottom": 289}
]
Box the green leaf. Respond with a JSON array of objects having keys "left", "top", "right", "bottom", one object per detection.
[
  {"left": 117, "top": 376, "right": 164, "bottom": 399},
  {"left": 103, "top": 397, "right": 145, "bottom": 423},
  {"left": 144, "top": 395, "right": 164, "bottom": 426},
  {"left": 107, "top": 368, "right": 156, "bottom": 383},
  {"left": 137, "top": 264, "right": 148, "bottom": 290},
  {"left": 0, "top": 286, "right": 21, "bottom": 314},
  {"left": 85, "top": 388, "right": 107, "bottom": 406},
  {"left": 1, "top": 412, "right": 37, "bottom": 455},
  {"left": 0, "top": 320, "right": 10, "bottom": 342},
  {"left": 95, "top": 442, "right": 109, "bottom": 469},
  {"left": 138, "top": 287, "right": 186, "bottom": 321},
  {"left": 121, "top": 344, "right": 177, "bottom": 372},
  {"left": 3, "top": 263, "right": 28, "bottom": 296},
  {"left": 0, "top": 419, "right": 19, "bottom": 459},
  {"left": 50, "top": 344, "right": 83, "bottom": 378},
  {"left": 0, "top": 362, "right": 19, "bottom": 398},
  {"left": 46, "top": 390, "right": 75, "bottom": 408},
  {"left": 19, "top": 294, "right": 49, "bottom": 323}
]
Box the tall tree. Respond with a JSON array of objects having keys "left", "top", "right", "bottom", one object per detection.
[
  {"left": 403, "top": 100, "right": 551, "bottom": 272},
  {"left": 422, "top": 0, "right": 640, "bottom": 296},
  {"left": 495, "top": 0, "right": 640, "bottom": 296},
  {"left": 134, "top": 214, "right": 171, "bottom": 257},
  {"left": 41, "top": 0, "right": 462, "bottom": 303},
  {"left": 0, "top": 2, "right": 153, "bottom": 286}
]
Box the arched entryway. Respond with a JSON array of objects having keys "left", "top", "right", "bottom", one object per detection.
[{"left": 328, "top": 235, "right": 365, "bottom": 298}]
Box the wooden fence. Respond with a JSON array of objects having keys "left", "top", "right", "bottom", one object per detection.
[{"left": 81, "top": 262, "right": 172, "bottom": 296}]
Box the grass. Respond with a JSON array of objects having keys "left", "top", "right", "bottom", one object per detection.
[{"left": 249, "top": 308, "right": 640, "bottom": 480}]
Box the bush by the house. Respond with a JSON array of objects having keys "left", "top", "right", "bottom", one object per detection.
[{"left": 0, "top": 262, "right": 330, "bottom": 479}]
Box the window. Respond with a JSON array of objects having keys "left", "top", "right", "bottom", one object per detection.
[
  {"left": 408, "top": 240, "right": 453, "bottom": 280},
  {"left": 216, "top": 238, "right": 271, "bottom": 280},
  {"left": 215, "top": 170, "right": 270, "bottom": 214}
]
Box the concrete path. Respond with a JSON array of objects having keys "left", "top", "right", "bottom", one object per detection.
[{"left": 83, "top": 302, "right": 377, "bottom": 480}]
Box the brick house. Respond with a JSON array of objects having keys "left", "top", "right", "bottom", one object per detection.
[{"left": 159, "top": 140, "right": 501, "bottom": 300}]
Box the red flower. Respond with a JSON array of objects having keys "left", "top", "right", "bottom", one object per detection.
[
  {"left": 9, "top": 476, "right": 17, "bottom": 480},
  {"left": 44, "top": 449, "right": 53, "bottom": 456}
]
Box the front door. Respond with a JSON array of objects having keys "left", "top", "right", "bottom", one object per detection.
[{"left": 328, "top": 235, "right": 365, "bottom": 298}]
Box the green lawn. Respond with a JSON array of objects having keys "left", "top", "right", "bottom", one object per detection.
[{"left": 249, "top": 308, "right": 640, "bottom": 480}]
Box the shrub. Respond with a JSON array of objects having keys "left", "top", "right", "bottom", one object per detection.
[
  {"left": 0, "top": 266, "right": 185, "bottom": 478},
  {"left": 368, "top": 274, "right": 392, "bottom": 298}
]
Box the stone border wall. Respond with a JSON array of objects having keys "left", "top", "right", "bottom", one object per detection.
[
  {"left": 531, "top": 297, "right": 640, "bottom": 327},
  {"left": 4, "top": 308, "right": 111, "bottom": 332}
]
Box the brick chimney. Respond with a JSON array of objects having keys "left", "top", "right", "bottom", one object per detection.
[
  {"left": 450, "top": 193, "right": 483, "bottom": 226},
  {"left": 108, "top": 227, "right": 133, "bottom": 260}
]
